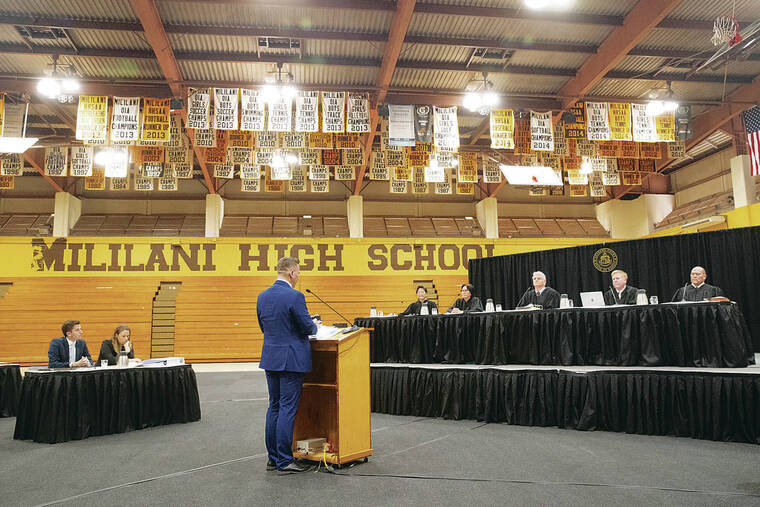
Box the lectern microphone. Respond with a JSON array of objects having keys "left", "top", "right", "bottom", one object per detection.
[{"left": 305, "top": 289, "right": 353, "bottom": 326}]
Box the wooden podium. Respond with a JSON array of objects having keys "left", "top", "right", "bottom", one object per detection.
[{"left": 292, "top": 328, "right": 372, "bottom": 465}]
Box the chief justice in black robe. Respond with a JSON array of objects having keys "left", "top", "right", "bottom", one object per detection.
[
  {"left": 517, "top": 271, "right": 560, "bottom": 309},
  {"left": 672, "top": 266, "right": 724, "bottom": 301}
]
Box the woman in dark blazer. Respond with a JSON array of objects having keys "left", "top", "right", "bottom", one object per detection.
[
  {"left": 447, "top": 284, "right": 484, "bottom": 314},
  {"left": 97, "top": 325, "right": 135, "bottom": 365},
  {"left": 400, "top": 286, "right": 438, "bottom": 315}
]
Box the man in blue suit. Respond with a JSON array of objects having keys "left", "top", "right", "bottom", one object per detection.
[
  {"left": 257, "top": 257, "right": 318, "bottom": 475},
  {"left": 48, "top": 320, "right": 93, "bottom": 368}
]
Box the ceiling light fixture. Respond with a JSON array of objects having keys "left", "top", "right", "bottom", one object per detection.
[
  {"left": 463, "top": 72, "right": 500, "bottom": 115},
  {"left": 646, "top": 80, "right": 678, "bottom": 117},
  {"left": 262, "top": 62, "right": 298, "bottom": 105},
  {"left": 524, "top": 0, "right": 574, "bottom": 9},
  {"left": 579, "top": 157, "right": 593, "bottom": 175},
  {"left": 36, "top": 55, "right": 80, "bottom": 103}
]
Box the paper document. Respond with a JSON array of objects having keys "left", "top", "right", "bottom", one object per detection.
[{"left": 310, "top": 325, "right": 343, "bottom": 340}]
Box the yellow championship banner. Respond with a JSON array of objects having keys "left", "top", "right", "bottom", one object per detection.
[
  {"left": 75, "top": 95, "right": 108, "bottom": 142},
  {"left": 141, "top": 98, "right": 171, "bottom": 142},
  {"left": 457, "top": 152, "right": 478, "bottom": 182},
  {"left": 655, "top": 112, "right": 676, "bottom": 142},
  {"left": 608, "top": 103, "right": 632, "bottom": 141}
]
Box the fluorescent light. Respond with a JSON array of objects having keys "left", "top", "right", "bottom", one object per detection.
[
  {"left": 37, "top": 77, "right": 60, "bottom": 98},
  {"left": 646, "top": 100, "right": 678, "bottom": 117},
  {"left": 500, "top": 164, "right": 563, "bottom": 186},
  {"left": 463, "top": 92, "right": 482, "bottom": 112},
  {"left": 465, "top": 216, "right": 474, "bottom": 220},
  {"left": 303, "top": 215, "right": 312, "bottom": 219},
  {"left": 0, "top": 137, "right": 39, "bottom": 154}
]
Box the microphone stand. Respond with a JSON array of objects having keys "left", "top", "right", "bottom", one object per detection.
[
  {"left": 681, "top": 282, "right": 689, "bottom": 302},
  {"left": 305, "top": 289, "right": 355, "bottom": 328}
]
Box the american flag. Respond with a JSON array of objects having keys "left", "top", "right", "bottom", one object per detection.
[{"left": 742, "top": 106, "right": 760, "bottom": 176}]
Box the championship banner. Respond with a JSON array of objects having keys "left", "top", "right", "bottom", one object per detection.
[
  {"left": 435, "top": 151, "right": 455, "bottom": 168},
  {"left": 621, "top": 171, "right": 642, "bottom": 185},
  {"left": 44, "top": 147, "right": 68, "bottom": 176},
  {"left": 528, "top": 187, "right": 547, "bottom": 197},
  {"left": 380, "top": 123, "right": 402, "bottom": 153},
  {"left": 585, "top": 102, "right": 611, "bottom": 141},
  {"left": 456, "top": 181, "right": 474, "bottom": 195},
  {"left": 631, "top": 103, "right": 657, "bottom": 142},
  {"left": 309, "top": 165, "right": 329, "bottom": 180},
  {"left": 489, "top": 109, "right": 514, "bottom": 149},
  {"left": 255, "top": 150, "right": 274, "bottom": 166},
  {"left": 265, "top": 168, "right": 284, "bottom": 192},
  {"left": 590, "top": 157, "right": 608, "bottom": 173},
  {"left": 282, "top": 132, "right": 306, "bottom": 150},
  {"left": 256, "top": 131, "right": 279, "bottom": 149},
  {"left": 193, "top": 126, "right": 217, "bottom": 147},
  {"left": 213, "top": 163, "right": 234, "bottom": 179},
  {"left": 2, "top": 103, "right": 24, "bottom": 138},
  {"left": 457, "top": 152, "right": 478, "bottom": 182},
  {"left": 346, "top": 92, "right": 370, "bottom": 133},
  {"left": 167, "top": 147, "right": 192, "bottom": 165},
  {"left": 138, "top": 146, "right": 164, "bottom": 178},
  {"left": 563, "top": 157, "right": 580, "bottom": 172},
  {"left": 553, "top": 124, "right": 569, "bottom": 156},
  {"left": 388, "top": 104, "right": 415, "bottom": 147},
  {"left": 550, "top": 185, "right": 565, "bottom": 196},
  {"left": 228, "top": 147, "right": 254, "bottom": 165},
  {"left": 667, "top": 141, "right": 686, "bottom": 158},
  {"left": 393, "top": 166, "right": 413, "bottom": 182},
  {"left": 212, "top": 88, "right": 239, "bottom": 130},
  {"left": 84, "top": 167, "right": 105, "bottom": 190},
  {"left": 70, "top": 146, "right": 94, "bottom": 177},
  {"left": 299, "top": 149, "right": 320, "bottom": 165},
  {"left": 335, "top": 165, "right": 355, "bottom": 180},
  {"left": 433, "top": 106, "right": 459, "bottom": 152},
  {"left": 482, "top": 156, "right": 501, "bottom": 183},
  {"left": 409, "top": 105, "right": 431, "bottom": 144},
  {"left": 389, "top": 178, "right": 407, "bottom": 194},
  {"left": 173, "top": 163, "right": 193, "bottom": 179},
  {"left": 620, "top": 141, "right": 639, "bottom": 158},
  {"left": 530, "top": 110, "right": 554, "bottom": 151},
  {"left": 240, "top": 89, "right": 266, "bottom": 131},
  {"left": 639, "top": 143, "right": 661, "bottom": 159},
  {"left": 589, "top": 171, "right": 605, "bottom": 197},
  {"left": 385, "top": 149, "right": 404, "bottom": 168},
  {"left": 321, "top": 149, "right": 342, "bottom": 166},
  {"left": 335, "top": 133, "right": 360, "bottom": 150},
  {"left": 109, "top": 176, "right": 129, "bottom": 191},
  {"left": 134, "top": 176, "right": 154, "bottom": 191},
  {"left": 603, "top": 160, "right": 620, "bottom": 185},
  {"left": 575, "top": 138, "right": 597, "bottom": 157},
  {"left": 311, "top": 179, "right": 329, "bottom": 193},
  {"left": 343, "top": 148, "right": 364, "bottom": 166},
  {"left": 424, "top": 159, "right": 445, "bottom": 183},
  {"left": 309, "top": 132, "right": 333, "bottom": 150},
  {"left": 204, "top": 131, "right": 229, "bottom": 164},
  {"left": 295, "top": 91, "right": 319, "bottom": 132},
  {"left": 321, "top": 92, "right": 345, "bottom": 133},
  {"left": 240, "top": 164, "right": 260, "bottom": 180},
  {"left": 597, "top": 141, "right": 620, "bottom": 158},
  {"left": 141, "top": 98, "right": 171, "bottom": 142},
  {"left": 406, "top": 143, "right": 431, "bottom": 167},
  {"left": 655, "top": 112, "right": 675, "bottom": 142},
  {"left": 75, "top": 95, "right": 108, "bottom": 142},
  {"left": 434, "top": 169, "right": 452, "bottom": 194},
  {"left": 165, "top": 115, "right": 186, "bottom": 148},
  {"left": 541, "top": 153, "right": 561, "bottom": 171},
  {"left": 566, "top": 169, "right": 588, "bottom": 185},
  {"left": 608, "top": 102, "right": 632, "bottom": 141},
  {"left": 522, "top": 154, "right": 539, "bottom": 166},
  {"left": 617, "top": 158, "right": 636, "bottom": 173},
  {"left": 0, "top": 154, "right": 22, "bottom": 176},
  {"left": 0, "top": 175, "right": 13, "bottom": 189},
  {"left": 158, "top": 175, "right": 178, "bottom": 191},
  {"left": 513, "top": 117, "right": 532, "bottom": 155},
  {"left": 288, "top": 165, "right": 307, "bottom": 192},
  {"left": 140, "top": 162, "right": 163, "bottom": 179},
  {"left": 110, "top": 97, "right": 140, "bottom": 142},
  {"left": 412, "top": 166, "right": 428, "bottom": 194},
  {"left": 270, "top": 161, "right": 292, "bottom": 181},
  {"left": 637, "top": 159, "right": 654, "bottom": 172},
  {"left": 187, "top": 88, "right": 211, "bottom": 129},
  {"left": 241, "top": 178, "right": 261, "bottom": 192},
  {"left": 564, "top": 102, "right": 587, "bottom": 139},
  {"left": 267, "top": 96, "right": 292, "bottom": 132},
  {"left": 103, "top": 146, "right": 130, "bottom": 178},
  {"left": 370, "top": 151, "right": 389, "bottom": 180},
  {"left": 569, "top": 184, "right": 587, "bottom": 197}
]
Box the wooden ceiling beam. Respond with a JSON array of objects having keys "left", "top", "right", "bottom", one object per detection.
[
  {"left": 23, "top": 149, "right": 65, "bottom": 193},
  {"left": 558, "top": 0, "right": 684, "bottom": 111}
]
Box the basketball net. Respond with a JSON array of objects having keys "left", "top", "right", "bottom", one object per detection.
[{"left": 712, "top": 16, "right": 742, "bottom": 47}]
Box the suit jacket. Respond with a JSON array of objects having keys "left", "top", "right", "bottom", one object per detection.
[
  {"left": 48, "top": 337, "right": 92, "bottom": 368},
  {"left": 401, "top": 300, "right": 438, "bottom": 315},
  {"left": 671, "top": 283, "right": 724, "bottom": 302},
  {"left": 97, "top": 339, "right": 135, "bottom": 365},
  {"left": 447, "top": 296, "right": 484, "bottom": 313},
  {"left": 604, "top": 285, "right": 638, "bottom": 305},
  {"left": 257, "top": 279, "right": 318, "bottom": 373},
  {"left": 517, "top": 287, "right": 561, "bottom": 309}
]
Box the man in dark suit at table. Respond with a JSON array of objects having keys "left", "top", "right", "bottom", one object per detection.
[
  {"left": 48, "top": 320, "right": 92, "bottom": 368},
  {"left": 672, "top": 266, "right": 725, "bottom": 301},
  {"left": 604, "top": 269, "right": 638, "bottom": 305},
  {"left": 517, "top": 271, "right": 561, "bottom": 309},
  {"left": 257, "top": 256, "right": 318, "bottom": 475}
]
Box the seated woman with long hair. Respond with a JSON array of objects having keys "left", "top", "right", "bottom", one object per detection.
[
  {"left": 97, "top": 325, "right": 135, "bottom": 365},
  {"left": 400, "top": 285, "right": 438, "bottom": 315}
]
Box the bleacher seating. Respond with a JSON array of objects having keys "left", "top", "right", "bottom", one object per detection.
[
  {"left": 498, "top": 217, "right": 608, "bottom": 237},
  {"left": 70, "top": 215, "right": 205, "bottom": 236},
  {"left": 654, "top": 192, "right": 734, "bottom": 229},
  {"left": 0, "top": 215, "right": 52, "bottom": 236}
]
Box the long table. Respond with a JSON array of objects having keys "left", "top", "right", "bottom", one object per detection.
[
  {"left": 356, "top": 302, "right": 756, "bottom": 368},
  {"left": 13, "top": 364, "right": 201, "bottom": 443},
  {"left": 0, "top": 364, "right": 22, "bottom": 417}
]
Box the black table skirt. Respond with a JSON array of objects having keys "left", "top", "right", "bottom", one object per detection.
[
  {"left": 13, "top": 365, "right": 201, "bottom": 443},
  {"left": 371, "top": 366, "right": 760, "bottom": 444},
  {"left": 0, "top": 365, "right": 22, "bottom": 417},
  {"left": 357, "top": 302, "right": 755, "bottom": 367}
]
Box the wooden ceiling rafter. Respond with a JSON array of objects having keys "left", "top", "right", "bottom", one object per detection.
[{"left": 23, "top": 149, "right": 64, "bottom": 193}]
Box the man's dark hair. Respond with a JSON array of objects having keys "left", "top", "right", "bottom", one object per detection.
[
  {"left": 461, "top": 283, "right": 475, "bottom": 293},
  {"left": 416, "top": 285, "right": 427, "bottom": 293},
  {"left": 62, "top": 320, "right": 80, "bottom": 336}
]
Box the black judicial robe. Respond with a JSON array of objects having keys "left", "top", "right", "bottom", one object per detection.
[
  {"left": 517, "top": 287, "right": 560, "bottom": 309},
  {"left": 671, "top": 283, "right": 724, "bottom": 302},
  {"left": 447, "top": 296, "right": 484, "bottom": 313},
  {"left": 400, "top": 300, "right": 438, "bottom": 316},
  {"left": 604, "top": 285, "right": 639, "bottom": 305}
]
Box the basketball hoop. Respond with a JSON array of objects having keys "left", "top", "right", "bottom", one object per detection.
[{"left": 712, "top": 16, "right": 742, "bottom": 47}]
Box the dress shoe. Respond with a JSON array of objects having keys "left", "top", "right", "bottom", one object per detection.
[
  {"left": 266, "top": 459, "right": 276, "bottom": 471},
  {"left": 277, "top": 461, "right": 312, "bottom": 475}
]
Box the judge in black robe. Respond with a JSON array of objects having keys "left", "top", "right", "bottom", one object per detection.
[
  {"left": 447, "top": 284, "right": 484, "bottom": 313},
  {"left": 672, "top": 266, "right": 724, "bottom": 301},
  {"left": 401, "top": 285, "right": 439, "bottom": 315},
  {"left": 516, "top": 271, "right": 560, "bottom": 309},
  {"left": 604, "top": 269, "right": 639, "bottom": 305}
]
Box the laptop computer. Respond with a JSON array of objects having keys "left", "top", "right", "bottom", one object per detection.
[{"left": 580, "top": 291, "right": 605, "bottom": 307}]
